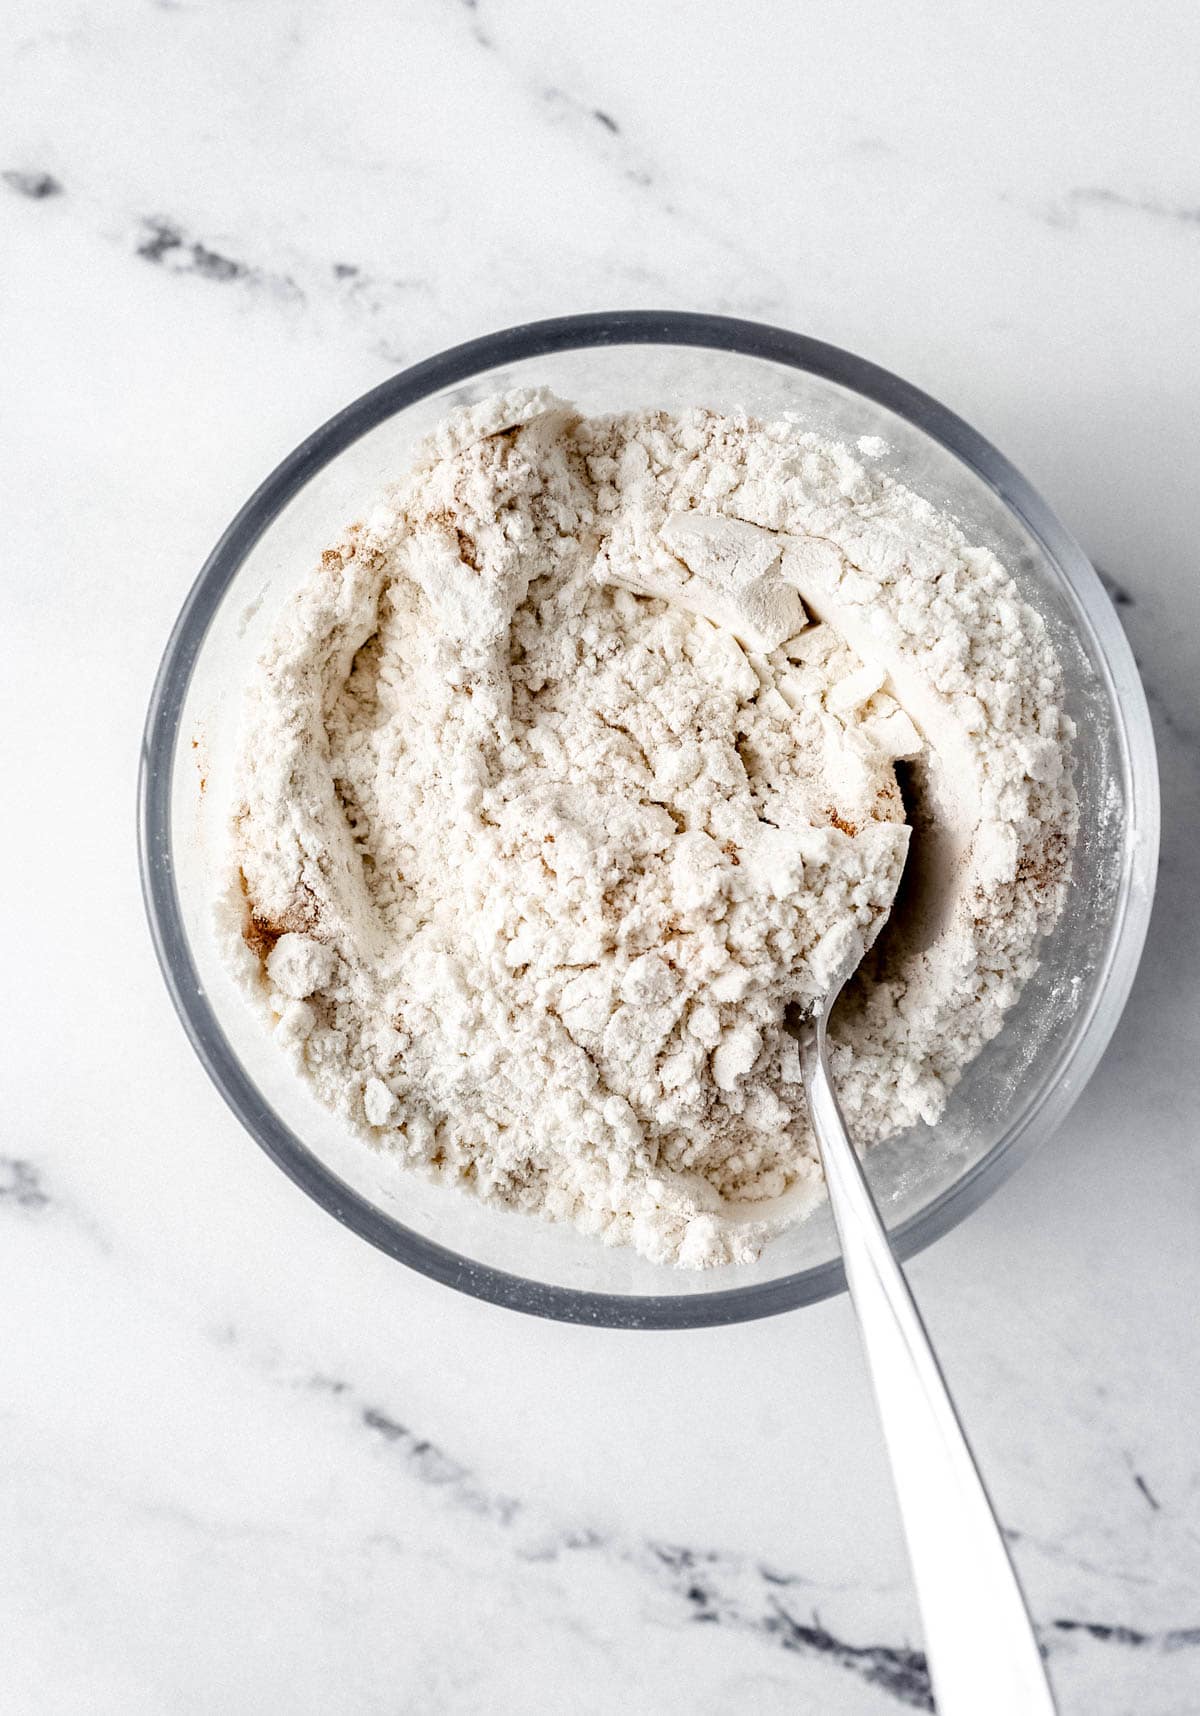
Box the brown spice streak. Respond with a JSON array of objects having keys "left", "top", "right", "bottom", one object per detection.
[
  {"left": 417, "top": 509, "right": 482, "bottom": 571},
  {"left": 237, "top": 867, "right": 316, "bottom": 963},
  {"left": 824, "top": 808, "right": 859, "bottom": 836},
  {"left": 242, "top": 910, "right": 285, "bottom": 961},
  {"left": 1015, "top": 825, "right": 1071, "bottom": 893},
  {"left": 320, "top": 539, "right": 358, "bottom": 572}
]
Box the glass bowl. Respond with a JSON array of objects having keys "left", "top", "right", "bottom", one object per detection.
[{"left": 138, "top": 312, "right": 1158, "bottom": 1328}]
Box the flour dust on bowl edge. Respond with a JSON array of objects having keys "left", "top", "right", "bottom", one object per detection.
[{"left": 137, "top": 312, "right": 1158, "bottom": 1329}]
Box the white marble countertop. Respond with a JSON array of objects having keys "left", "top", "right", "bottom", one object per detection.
[{"left": 3, "top": 3, "right": 1199, "bottom": 1711}]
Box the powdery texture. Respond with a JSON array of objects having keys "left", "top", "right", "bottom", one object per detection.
[{"left": 229, "top": 392, "right": 1075, "bottom": 1268}]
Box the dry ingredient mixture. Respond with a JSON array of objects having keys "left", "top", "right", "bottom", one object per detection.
[{"left": 227, "top": 390, "right": 1075, "bottom": 1267}]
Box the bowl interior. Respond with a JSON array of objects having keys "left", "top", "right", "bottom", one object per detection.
[{"left": 146, "top": 323, "right": 1156, "bottom": 1326}]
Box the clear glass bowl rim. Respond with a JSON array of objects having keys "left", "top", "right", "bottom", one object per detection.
[{"left": 137, "top": 310, "right": 1159, "bottom": 1329}]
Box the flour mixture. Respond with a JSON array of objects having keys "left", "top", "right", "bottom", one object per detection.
[{"left": 227, "top": 390, "right": 1075, "bottom": 1267}]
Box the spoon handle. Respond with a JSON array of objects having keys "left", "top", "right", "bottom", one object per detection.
[{"left": 798, "top": 1017, "right": 1057, "bottom": 1716}]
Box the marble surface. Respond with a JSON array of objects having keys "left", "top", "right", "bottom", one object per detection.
[{"left": 3, "top": 2, "right": 1199, "bottom": 1710}]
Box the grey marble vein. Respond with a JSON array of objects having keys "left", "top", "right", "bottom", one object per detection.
[
  {"left": 1051, "top": 1617, "right": 1200, "bottom": 1649},
  {"left": 293, "top": 1362, "right": 1200, "bottom": 1706},
  {"left": 1066, "top": 187, "right": 1200, "bottom": 227},
  {"left": 456, "top": 0, "right": 493, "bottom": 51},
  {"left": 759, "top": 1606, "right": 932, "bottom": 1709},
  {"left": 1037, "top": 186, "right": 1200, "bottom": 230},
  {"left": 442, "top": 3, "right": 792, "bottom": 288},
  {"left": 0, "top": 1154, "right": 51, "bottom": 1210},
  {"left": 361, "top": 1402, "right": 521, "bottom": 1523},
  {"left": 1133, "top": 1472, "right": 1161, "bottom": 1512},
  {"left": 307, "top": 1367, "right": 928, "bottom": 1699},
  {"left": 3, "top": 167, "right": 62, "bottom": 199},
  {"left": 134, "top": 215, "right": 304, "bottom": 301}
]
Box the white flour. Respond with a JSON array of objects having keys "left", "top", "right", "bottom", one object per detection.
[{"left": 228, "top": 391, "right": 1075, "bottom": 1267}]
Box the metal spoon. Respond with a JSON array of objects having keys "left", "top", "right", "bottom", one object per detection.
[{"left": 785, "top": 949, "right": 1057, "bottom": 1715}]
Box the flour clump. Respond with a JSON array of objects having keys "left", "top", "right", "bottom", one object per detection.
[{"left": 227, "top": 391, "right": 1075, "bottom": 1268}]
